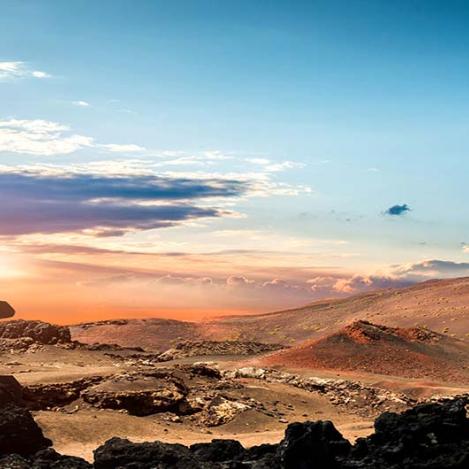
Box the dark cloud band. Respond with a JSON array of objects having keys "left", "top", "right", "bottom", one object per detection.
[{"left": 0, "top": 171, "right": 248, "bottom": 235}]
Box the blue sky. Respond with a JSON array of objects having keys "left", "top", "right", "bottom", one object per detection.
[{"left": 1, "top": 0, "right": 469, "bottom": 321}]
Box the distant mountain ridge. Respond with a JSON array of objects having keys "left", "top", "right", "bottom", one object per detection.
[{"left": 70, "top": 276, "right": 469, "bottom": 350}]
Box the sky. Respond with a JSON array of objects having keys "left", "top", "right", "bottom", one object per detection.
[{"left": 2, "top": 0, "right": 469, "bottom": 323}]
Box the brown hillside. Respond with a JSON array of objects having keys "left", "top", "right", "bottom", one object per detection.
[
  {"left": 71, "top": 277, "right": 469, "bottom": 349},
  {"left": 261, "top": 320, "right": 469, "bottom": 384}
]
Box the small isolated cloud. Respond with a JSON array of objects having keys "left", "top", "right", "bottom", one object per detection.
[
  {"left": 0, "top": 62, "right": 51, "bottom": 80},
  {"left": 99, "top": 143, "right": 146, "bottom": 153},
  {"left": 385, "top": 204, "right": 411, "bottom": 216},
  {"left": 72, "top": 101, "right": 90, "bottom": 108}
]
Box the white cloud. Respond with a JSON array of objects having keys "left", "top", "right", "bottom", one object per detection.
[
  {"left": 0, "top": 119, "right": 145, "bottom": 157},
  {"left": 31, "top": 70, "right": 51, "bottom": 79},
  {"left": 0, "top": 62, "right": 51, "bottom": 80},
  {"left": 72, "top": 100, "right": 90, "bottom": 108},
  {"left": 0, "top": 119, "right": 93, "bottom": 156},
  {"left": 99, "top": 143, "right": 146, "bottom": 153},
  {"left": 245, "top": 157, "right": 304, "bottom": 172}
]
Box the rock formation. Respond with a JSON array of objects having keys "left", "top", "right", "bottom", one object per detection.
[
  {"left": 0, "top": 320, "right": 71, "bottom": 345},
  {"left": 0, "top": 301, "right": 15, "bottom": 319}
]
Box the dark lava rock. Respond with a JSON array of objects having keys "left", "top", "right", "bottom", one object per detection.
[
  {"left": 190, "top": 439, "right": 245, "bottom": 462},
  {"left": 0, "top": 450, "right": 92, "bottom": 469},
  {"left": 0, "top": 320, "right": 71, "bottom": 344},
  {"left": 0, "top": 301, "right": 15, "bottom": 319},
  {"left": 343, "top": 399, "right": 469, "bottom": 468},
  {"left": 0, "top": 376, "right": 23, "bottom": 408},
  {"left": 278, "top": 420, "right": 351, "bottom": 469},
  {"left": 93, "top": 437, "right": 203, "bottom": 469},
  {"left": 31, "top": 448, "right": 92, "bottom": 468},
  {"left": 0, "top": 404, "right": 52, "bottom": 456},
  {"left": 0, "top": 453, "right": 31, "bottom": 469}
]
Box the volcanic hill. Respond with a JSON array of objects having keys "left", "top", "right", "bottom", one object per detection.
[{"left": 261, "top": 320, "right": 469, "bottom": 383}]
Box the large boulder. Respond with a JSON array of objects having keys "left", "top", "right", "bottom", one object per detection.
[
  {"left": 0, "top": 375, "right": 23, "bottom": 407},
  {"left": 277, "top": 420, "right": 351, "bottom": 469},
  {"left": 0, "top": 301, "right": 15, "bottom": 319},
  {"left": 345, "top": 399, "right": 469, "bottom": 468},
  {"left": 93, "top": 437, "right": 203, "bottom": 469},
  {"left": 29, "top": 448, "right": 92, "bottom": 468},
  {"left": 0, "top": 320, "right": 71, "bottom": 344},
  {"left": 190, "top": 439, "right": 245, "bottom": 462},
  {"left": 0, "top": 404, "right": 52, "bottom": 456}
]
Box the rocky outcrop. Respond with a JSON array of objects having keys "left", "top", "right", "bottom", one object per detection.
[
  {"left": 225, "top": 367, "right": 412, "bottom": 417},
  {"left": 0, "top": 320, "right": 71, "bottom": 345},
  {"left": 82, "top": 371, "right": 189, "bottom": 416},
  {"left": 0, "top": 404, "right": 52, "bottom": 456},
  {"left": 158, "top": 340, "right": 285, "bottom": 361},
  {"left": 342, "top": 399, "right": 469, "bottom": 468},
  {"left": 0, "top": 301, "right": 15, "bottom": 319},
  {"left": 23, "top": 377, "right": 103, "bottom": 411},
  {"left": 93, "top": 437, "right": 200, "bottom": 469},
  {"left": 91, "top": 399, "right": 469, "bottom": 468},
  {"left": 1, "top": 389, "right": 469, "bottom": 468},
  {"left": 199, "top": 396, "right": 250, "bottom": 427},
  {"left": 0, "top": 375, "right": 23, "bottom": 407}
]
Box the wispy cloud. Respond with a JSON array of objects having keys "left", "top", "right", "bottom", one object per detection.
[
  {"left": 72, "top": 100, "right": 90, "bottom": 108},
  {"left": 0, "top": 119, "right": 144, "bottom": 156},
  {"left": 99, "top": 143, "right": 146, "bottom": 153},
  {"left": 0, "top": 61, "right": 51, "bottom": 80}
]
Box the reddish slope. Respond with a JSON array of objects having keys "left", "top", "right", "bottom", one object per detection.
[
  {"left": 71, "top": 277, "right": 469, "bottom": 349},
  {"left": 262, "top": 320, "right": 469, "bottom": 384}
]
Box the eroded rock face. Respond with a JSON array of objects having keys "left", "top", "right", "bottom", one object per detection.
[
  {"left": 23, "top": 377, "right": 103, "bottom": 411},
  {"left": 0, "top": 404, "right": 52, "bottom": 456},
  {"left": 82, "top": 372, "right": 188, "bottom": 416},
  {"left": 199, "top": 395, "right": 250, "bottom": 427},
  {"left": 0, "top": 320, "right": 71, "bottom": 345}
]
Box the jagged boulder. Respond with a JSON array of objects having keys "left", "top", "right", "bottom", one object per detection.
[
  {"left": 93, "top": 437, "right": 203, "bottom": 469},
  {"left": 278, "top": 420, "right": 351, "bottom": 469},
  {"left": 0, "top": 375, "right": 23, "bottom": 407},
  {"left": 0, "top": 320, "right": 71, "bottom": 344},
  {"left": 0, "top": 404, "right": 52, "bottom": 456},
  {"left": 344, "top": 399, "right": 469, "bottom": 468},
  {"left": 190, "top": 439, "right": 245, "bottom": 462}
]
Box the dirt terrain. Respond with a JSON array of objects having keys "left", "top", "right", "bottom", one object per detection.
[
  {"left": 3, "top": 277, "right": 469, "bottom": 465},
  {"left": 0, "top": 343, "right": 373, "bottom": 461},
  {"left": 71, "top": 276, "right": 469, "bottom": 349},
  {"left": 261, "top": 320, "right": 469, "bottom": 384}
]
